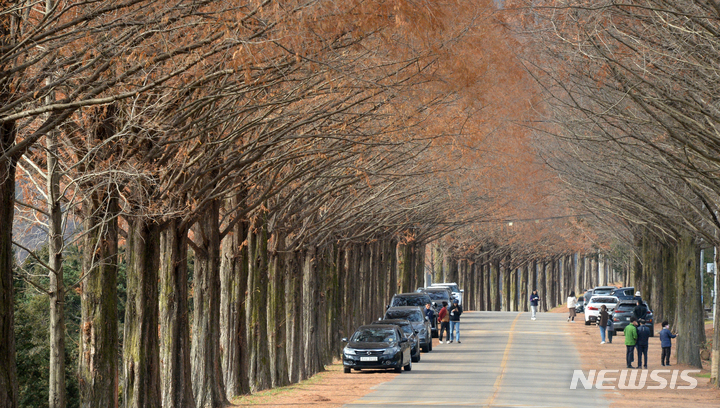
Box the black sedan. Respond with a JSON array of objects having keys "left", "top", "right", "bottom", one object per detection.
[
  {"left": 342, "top": 324, "right": 412, "bottom": 373},
  {"left": 611, "top": 301, "right": 655, "bottom": 337},
  {"left": 373, "top": 319, "right": 421, "bottom": 362}
]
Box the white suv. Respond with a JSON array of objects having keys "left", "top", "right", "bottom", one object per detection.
[
  {"left": 584, "top": 295, "right": 619, "bottom": 325},
  {"left": 430, "top": 283, "right": 463, "bottom": 305}
]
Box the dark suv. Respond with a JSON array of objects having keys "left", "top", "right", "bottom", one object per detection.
[
  {"left": 384, "top": 306, "right": 433, "bottom": 352},
  {"left": 611, "top": 300, "right": 655, "bottom": 336},
  {"left": 610, "top": 287, "right": 636, "bottom": 301},
  {"left": 389, "top": 293, "right": 436, "bottom": 337},
  {"left": 373, "top": 319, "right": 421, "bottom": 362}
]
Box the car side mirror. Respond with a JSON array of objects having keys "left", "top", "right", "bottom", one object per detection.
[
  {"left": 460, "top": 289, "right": 464, "bottom": 292},
  {"left": 424, "top": 316, "right": 429, "bottom": 321},
  {"left": 400, "top": 338, "right": 408, "bottom": 343},
  {"left": 342, "top": 338, "right": 348, "bottom": 343},
  {"left": 414, "top": 330, "right": 419, "bottom": 334},
  {"left": 385, "top": 305, "right": 390, "bottom": 310}
]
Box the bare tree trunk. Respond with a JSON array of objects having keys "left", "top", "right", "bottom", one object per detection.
[
  {"left": 490, "top": 260, "right": 499, "bottom": 311},
  {"left": 510, "top": 265, "right": 518, "bottom": 312},
  {"left": 675, "top": 232, "right": 703, "bottom": 368},
  {"left": 574, "top": 254, "right": 581, "bottom": 297},
  {"left": 302, "top": 247, "right": 321, "bottom": 378},
  {"left": 267, "top": 231, "right": 288, "bottom": 388},
  {"left": 123, "top": 218, "right": 161, "bottom": 408},
  {"left": 79, "top": 192, "right": 119, "bottom": 408},
  {"left": 538, "top": 260, "right": 547, "bottom": 312},
  {"left": 47, "top": 127, "right": 66, "bottom": 408},
  {"left": 159, "top": 219, "right": 194, "bottom": 408},
  {"left": 220, "top": 216, "right": 249, "bottom": 399},
  {"left": 502, "top": 261, "right": 510, "bottom": 311},
  {"left": 284, "top": 249, "right": 302, "bottom": 385},
  {"left": 191, "top": 200, "right": 227, "bottom": 408},
  {"left": 712, "top": 246, "right": 720, "bottom": 386},
  {"left": 0, "top": 118, "right": 18, "bottom": 408},
  {"left": 246, "top": 220, "right": 270, "bottom": 390}
]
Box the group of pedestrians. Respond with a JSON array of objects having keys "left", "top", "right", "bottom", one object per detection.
[{"left": 436, "top": 300, "right": 462, "bottom": 344}]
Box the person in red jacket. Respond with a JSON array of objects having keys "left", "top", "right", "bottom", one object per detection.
[{"left": 438, "top": 302, "right": 450, "bottom": 343}]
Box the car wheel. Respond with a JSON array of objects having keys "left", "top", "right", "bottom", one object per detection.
[
  {"left": 344, "top": 367, "right": 351, "bottom": 374},
  {"left": 404, "top": 359, "right": 412, "bottom": 371},
  {"left": 585, "top": 320, "right": 590, "bottom": 325},
  {"left": 429, "top": 341, "right": 433, "bottom": 351},
  {"left": 421, "top": 344, "right": 429, "bottom": 353},
  {"left": 412, "top": 352, "right": 420, "bottom": 363},
  {"left": 394, "top": 363, "right": 402, "bottom": 373}
]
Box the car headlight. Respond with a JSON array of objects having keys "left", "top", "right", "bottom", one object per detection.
[
  {"left": 383, "top": 347, "right": 398, "bottom": 355},
  {"left": 343, "top": 347, "right": 356, "bottom": 356}
]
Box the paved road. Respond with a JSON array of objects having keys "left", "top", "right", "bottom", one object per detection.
[{"left": 345, "top": 311, "right": 609, "bottom": 407}]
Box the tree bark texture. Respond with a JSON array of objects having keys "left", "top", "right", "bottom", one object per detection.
[
  {"left": 0, "top": 118, "right": 18, "bottom": 408},
  {"left": 219, "top": 217, "right": 249, "bottom": 399},
  {"left": 123, "top": 218, "right": 161, "bottom": 408},
  {"left": 191, "top": 201, "right": 227, "bottom": 408},
  {"left": 502, "top": 262, "right": 510, "bottom": 311},
  {"left": 675, "top": 232, "right": 703, "bottom": 368},
  {"left": 159, "top": 219, "right": 194, "bottom": 408},
  {"left": 267, "top": 232, "right": 288, "bottom": 388},
  {"left": 246, "top": 218, "right": 270, "bottom": 390},
  {"left": 490, "top": 260, "right": 499, "bottom": 311},
  {"left": 510, "top": 266, "right": 518, "bottom": 312},
  {"left": 79, "top": 192, "right": 119, "bottom": 408},
  {"left": 538, "top": 261, "right": 547, "bottom": 312}
]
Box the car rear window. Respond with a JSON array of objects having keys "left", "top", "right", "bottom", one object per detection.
[
  {"left": 615, "top": 305, "right": 634, "bottom": 311},
  {"left": 590, "top": 297, "right": 617, "bottom": 304},
  {"left": 392, "top": 296, "right": 429, "bottom": 307},
  {"left": 385, "top": 310, "right": 422, "bottom": 322}
]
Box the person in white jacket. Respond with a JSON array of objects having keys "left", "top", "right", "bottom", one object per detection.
[{"left": 567, "top": 292, "right": 578, "bottom": 322}]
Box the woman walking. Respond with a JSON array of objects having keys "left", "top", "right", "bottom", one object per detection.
[
  {"left": 599, "top": 304, "right": 609, "bottom": 344},
  {"left": 567, "top": 292, "right": 577, "bottom": 322}
]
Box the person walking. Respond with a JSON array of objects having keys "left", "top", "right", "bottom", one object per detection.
[
  {"left": 633, "top": 300, "right": 647, "bottom": 321},
  {"left": 624, "top": 318, "right": 639, "bottom": 368},
  {"left": 448, "top": 300, "right": 463, "bottom": 343},
  {"left": 530, "top": 290, "right": 540, "bottom": 320},
  {"left": 659, "top": 321, "right": 678, "bottom": 366},
  {"left": 438, "top": 301, "right": 450, "bottom": 343},
  {"left": 567, "top": 292, "right": 578, "bottom": 322},
  {"left": 607, "top": 315, "right": 615, "bottom": 344},
  {"left": 636, "top": 320, "right": 650, "bottom": 369},
  {"left": 598, "top": 305, "right": 609, "bottom": 344},
  {"left": 424, "top": 302, "right": 436, "bottom": 337}
]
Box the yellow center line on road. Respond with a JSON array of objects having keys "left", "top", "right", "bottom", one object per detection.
[{"left": 487, "top": 312, "right": 522, "bottom": 406}]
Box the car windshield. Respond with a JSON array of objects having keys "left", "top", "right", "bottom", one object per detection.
[
  {"left": 590, "top": 297, "right": 617, "bottom": 304},
  {"left": 392, "top": 296, "right": 428, "bottom": 307},
  {"left": 426, "top": 291, "right": 449, "bottom": 301},
  {"left": 376, "top": 322, "right": 413, "bottom": 335},
  {"left": 385, "top": 310, "right": 423, "bottom": 322},
  {"left": 593, "top": 289, "right": 613, "bottom": 295},
  {"left": 351, "top": 328, "right": 398, "bottom": 343},
  {"left": 616, "top": 304, "right": 634, "bottom": 311}
]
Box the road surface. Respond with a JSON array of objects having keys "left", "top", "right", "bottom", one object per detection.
[{"left": 345, "top": 311, "right": 609, "bottom": 407}]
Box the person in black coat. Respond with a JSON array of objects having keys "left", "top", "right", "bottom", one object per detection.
[
  {"left": 636, "top": 321, "right": 651, "bottom": 369},
  {"left": 448, "top": 300, "right": 463, "bottom": 343},
  {"left": 632, "top": 300, "right": 647, "bottom": 321}
]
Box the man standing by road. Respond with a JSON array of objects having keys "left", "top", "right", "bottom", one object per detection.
[
  {"left": 438, "top": 301, "right": 450, "bottom": 343},
  {"left": 530, "top": 290, "right": 540, "bottom": 320},
  {"left": 633, "top": 300, "right": 647, "bottom": 321},
  {"left": 636, "top": 320, "right": 650, "bottom": 369},
  {"left": 624, "top": 318, "right": 639, "bottom": 368},
  {"left": 425, "top": 303, "right": 436, "bottom": 339},
  {"left": 449, "top": 300, "right": 462, "bottom": 343}
]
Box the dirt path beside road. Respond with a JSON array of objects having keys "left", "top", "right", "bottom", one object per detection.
[{"left": 568, "top": 313, "right": 720, "bottom": 407}]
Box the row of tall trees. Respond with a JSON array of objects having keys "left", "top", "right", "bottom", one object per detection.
[
  {"left": 500, "top": 0, "right": 719, "bottom": 379},
  {"left": 1, "top": 1, "right": 541, "bottom": 408}
]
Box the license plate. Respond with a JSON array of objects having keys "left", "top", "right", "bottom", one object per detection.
[{"left": 360, "top": 356, "right": 378, "bottom": 362}]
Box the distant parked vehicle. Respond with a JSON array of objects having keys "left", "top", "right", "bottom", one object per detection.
[
  {"left": 430, "top": 282, "right": 463, "bottom": 305},
  {"left": 575, "top": 297, "right": 586, "bottom": 314},
  {"left": 611, "top": 300, "right": 655, "bottom": 336},
  {"left": 389, "top": 293, "right": 436, "bottom": 338},
  {"left": 373, "top": 319, "right": 421, "bottom": 362},
  {"left": 584, "top": 295, "right": 619, "bottom": 325},
  {"left": 384, "top": 306, "right": 432, "bottom": 352},
  {"left": 342, "top": 324, "right": 412, "bottom": 373},
  {"left": 610, "top": 287, "right": 636, "bottom": 301},
  {"left": 592, "top": 286, "right": 617, "bottom": 296}
]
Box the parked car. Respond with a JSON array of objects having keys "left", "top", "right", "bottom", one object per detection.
[
  {"left": 592, "top": 286, "right": 617, "bottom": 296},
  {"left": 373, "top": 319, "right": 421, "bottom": 362},
  {"left": 610, "top": 287, "right": 636, "bottom": 301},
  {"left": 419, "top": 287, "right": 452, "bottom": 337},
  {"left": 430, "top": 282, "right": 463, "bottom": 305},
  {"left": 611, "top": 300, "right": 655, "bottom": 336},
  {"left": 584, "top": 295, "right": 619, "bottom": 325},
  {"left": 384, "top": 306, "right": 433, "bottom": 352},
  {"left": 583, "top": 289, "right": 594, "bottom": 305},
  {"left": 342, "top": 324, "right": 412, "bottom": 373},
  {"left": 389, "top": 293, "right": 436, "bottom": 338}
]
